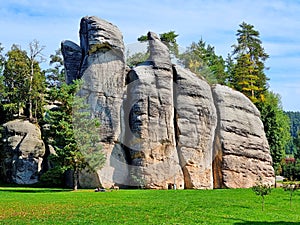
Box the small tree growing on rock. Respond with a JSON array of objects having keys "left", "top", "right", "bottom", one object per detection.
[{"left": 252, "top": 177, "right": 272, "bottom": 211}]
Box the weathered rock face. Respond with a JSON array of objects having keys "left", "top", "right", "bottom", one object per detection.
[
  {"left": 123, "top": 32, "right": 184, "bottom": 189},
  {"left": 174, "top": 66, "right": 217, "bottom": 189},
  {"left": 212, "top": 85, "right": 274, "bottom": 188},
  {"left": 0, "top": 120, "right": 45, "bottom": 184},
  {"left": 61, "top": 16, "right": 275, "bottom": 189},
  {"left": 62, "top": 16, "right": 129, "bottom": 188}
]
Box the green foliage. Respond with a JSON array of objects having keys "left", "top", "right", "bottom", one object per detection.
[
  {"left": 252, "top": 177, "right": 272, "bottom": 211},
  {"left": 44, "top": 80, "right": 105, "bottom": 190},
  {"left": 285, "top": 111, "right": 300, "bottom": 156},
  {"left": 2, "top": 44, "right": 30, "bottom": 117},
  {"left": 258, "top": 91, "right": 291, "bottom": 167},
  {"left": 126, "top": 51, "right": 149, "bottom": 67},
  {"left": 159, "top": 31, "right": 179, "bottom": 57},
  {"left": 179, "top": 39, "right": 227, "bottom": 84},
  {"left": 45, "top": 48, "right": 65, "bottom": 87},
  {"left": 137, "top": 35, "right": 148, "bottom": 42},
  {"left": 229, "top": 22, "right": 269, "bottom": 104},
  {"left": 283, "top": 182, "right": 300, "bottom": 208},
  {"left": 0, "top": 42, "right": 45, "bottom": 122},
  {"left": 138, "top": 31, "right": 179, "bottom": 58},
  {"left": 39, "top": 167, "right": 65, "bottom": 187},
  {"left": 282, "top": 160, "right": 300, "bottom": 181}
]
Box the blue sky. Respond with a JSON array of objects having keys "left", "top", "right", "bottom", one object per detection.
[{"left": 0, "top": 0, "right": 299, "bottom": 111}]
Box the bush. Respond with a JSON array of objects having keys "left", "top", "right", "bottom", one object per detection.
[{"left": 39, "top": 167, "right": 64, "bottom": 187}]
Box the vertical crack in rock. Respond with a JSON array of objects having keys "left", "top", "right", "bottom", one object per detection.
[
  {"left": 172, "top": 66, "right": 187, "bottom": 188},
  {"left": 211, "top": 86, "right": 224, "bottom": 188}
]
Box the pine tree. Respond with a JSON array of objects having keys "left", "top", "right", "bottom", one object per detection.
[
  {"left": 45, "top": 48, "right": 65, "bottom": 87},
  {"left": 179, "top": 39, "right": 227, "bottom": 84},
  {"left": 44, "top": 80, "right": 105, "bottom": 190},
  {"left": 230, "top": 22, "right": 269, "bottom": 103}
]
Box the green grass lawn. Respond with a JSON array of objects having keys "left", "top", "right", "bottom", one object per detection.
[{"left": 0, "top": 187, "right": 299, "bottom": 225}]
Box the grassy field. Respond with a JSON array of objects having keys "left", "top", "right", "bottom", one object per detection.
[{"left": 0, "top": 187, "right": 299, "bottom": 225}]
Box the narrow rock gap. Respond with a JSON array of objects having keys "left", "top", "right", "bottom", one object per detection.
[
  {"left": 172, "top": 65, "right": 187, "bottom": 189},
  {"left": 211, "top": 86, "right": 224, "bottom": 189}
]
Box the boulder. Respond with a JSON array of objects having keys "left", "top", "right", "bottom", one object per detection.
[{"left": 0, "top": 120, "right": 45, "bottom": 184}]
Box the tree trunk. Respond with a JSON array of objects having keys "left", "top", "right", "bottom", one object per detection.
[{"left": 73, "top": 168, "right": 79, "bottom": 191}]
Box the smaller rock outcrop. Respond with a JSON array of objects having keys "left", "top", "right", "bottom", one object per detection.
[{"left": 0, "top": 120, "right": 45, "bottom": 184}]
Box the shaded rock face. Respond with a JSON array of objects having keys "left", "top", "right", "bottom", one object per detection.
[
  {"left": 0, "top": 120, "right": 45, "bottom": 184},
  {"left": 61, "top": 16, "right": 274, "bottom": 189}
]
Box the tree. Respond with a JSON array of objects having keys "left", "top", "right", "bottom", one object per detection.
[
  {"left": 138, "top": 31, "right": 179, "bottom": 58},
  {"left": 45, "top": 48, "right": 65, "bottom": 87},
  {"left": 0, "top": 43, "right": 6, "bottom": 123},
  {"left": 229, "top": 22, "right": 269, "bottom": 104},
  {"left": 159, "top": 31, "right": 179, "bottom": 57},
  {"left": 285, "top": 111, "right": 300, "bottom": 156},
  {"left": 252, "top": 177, "right": 272, "bottom": 211},
  {"left": 44, "top": 80, "right": 105, "bottom": 190},
  {"left": 3, "top": 44, "right": 30, "bottom": 118},
  {"left": 126, "top": 51, "right": 149, "bottom": 68},
  {"left": 179, "top": 39, "right": 227, "bottom": 84},
  {"left": 28, "top": 40, "right": 45, "bottom": 121},
  {"left": 1, "top": 43, "right": 45, "bottom": 122},
  {"left": 283, "top": 183, "right": 300, "bottom": 208},
  {"left": 295, "top": 132, "right": 300, "bottom": 159},
  {"left": 258, "top": 91, "right": 291, "bottom": 169}
]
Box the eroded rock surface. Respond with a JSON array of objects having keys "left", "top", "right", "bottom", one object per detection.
[
  {"left": 174, "top": 66, "right": 217, "bottom": 189},
  {"left": 60, "top": 16, "right": 275, "bottom": 189},
  {"left": 0, "top": 120, "right": 45, "bottom": 184},
  {"left": 123, "top": 32, "right": 184, "bottom": 188},
  {"left": 212, "top": 85, "right": 274, "bottom": 188}
]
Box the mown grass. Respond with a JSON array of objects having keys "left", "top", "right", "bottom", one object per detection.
[{"left": 0, "top": 187, "right": 299, "bottom": 224}]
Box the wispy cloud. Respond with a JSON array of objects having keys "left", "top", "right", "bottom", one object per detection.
[{"left": 0, "top": 0, "right": 299, "bottom": 111}]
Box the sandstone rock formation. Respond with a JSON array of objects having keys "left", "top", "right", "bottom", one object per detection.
[
  {"left": 62, "top": 16, "right": 129, "bottom": 188},
  {"left": 61, "top": 16, "right": 275, "bottom": 189},
  {"left": 212, "top": 85, "right": 275, "bottom": 188},
  {"left": 0, "top": 120, "right": 45, "bottom": 184}
]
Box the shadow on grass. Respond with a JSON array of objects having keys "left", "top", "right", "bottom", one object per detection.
[
  {"left": 0, "top": 187, "right": 72, "bottom": 193},
  {"left": 234, "top": 221, "right": 299, "bottom": 225}
]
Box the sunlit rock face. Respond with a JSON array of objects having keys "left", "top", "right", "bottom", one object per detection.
[{"left": 61, "top": 16, "right": 275, "bottom": 189}]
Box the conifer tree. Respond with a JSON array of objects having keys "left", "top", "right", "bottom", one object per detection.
[
  {"left": 229, "top": 22, "right": 269, "bottom": 103},
  {"left": 44, "top": 80, "right": 105, "bottom": 190},
  {"left": 179, "top": 39, "right": 227, "bottom": 84}
]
